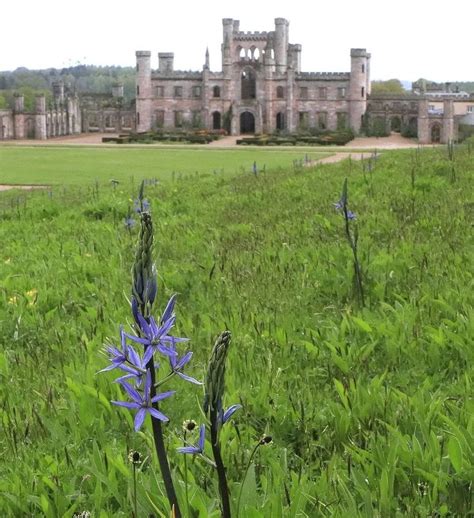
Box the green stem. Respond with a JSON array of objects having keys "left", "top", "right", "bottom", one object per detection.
[
  {"left": 210, "top": 409, "right": 231, "bottom": 518},
  {"left": 236, "top": 442, "right": 261, "bottom": 517},
  {"left": 133, "top": 463, "right": 138, "bottom": 518}
]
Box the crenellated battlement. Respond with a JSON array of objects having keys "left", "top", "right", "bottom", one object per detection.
[{"left": 297, "top": 72, "right": 350, "bottom": 80}]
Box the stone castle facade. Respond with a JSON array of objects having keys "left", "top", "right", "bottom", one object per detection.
[
  {"left": 1, "top": 17, "right": 473, "bottom": 144},
  {"left": 136, "top": 18, "right": 371, "bottom": 136}
]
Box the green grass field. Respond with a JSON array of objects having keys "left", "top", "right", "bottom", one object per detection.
[
  {"left": 0, "top": 145, "right": 331, "bottom": 186},
  {"left": 0, "top": 144, "right": 472, "bottom": 517}
]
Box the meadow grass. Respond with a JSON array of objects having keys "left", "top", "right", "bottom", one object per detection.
[
  {"left": 0, "top": 144, "right": 472, "bottom": 516},
  {"left": 0, "top": 145, "right": 331, "bottom": 186}
]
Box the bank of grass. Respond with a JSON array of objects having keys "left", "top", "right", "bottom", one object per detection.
[
  {"left": 0, "top": 145, "right": 472, "bottom": 516},
  {"left": 0, "top": 146, "right": 331, "bottom": 186}
]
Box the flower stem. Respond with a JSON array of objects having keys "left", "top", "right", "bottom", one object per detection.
[
  {"left": 149, "top": 357, "right": 182, "bottom": 518},
  {"left": 210, "top": 409, "right": 232, "bottom": 518},
  {"left": 132, "top": 463, "right": 138, "bottom": 518},
  {"left": 236, "top": 442, "right": 260, "bottom": 517}
]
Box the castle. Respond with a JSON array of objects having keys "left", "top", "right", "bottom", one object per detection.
[
  {"left": 1, "top": 18, "right": 473, "bottom": 144},
  {"left": 135, "top": 18, "right": 371, "bottom": 136}
]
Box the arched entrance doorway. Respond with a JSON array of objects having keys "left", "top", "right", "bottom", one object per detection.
[
  {"left": 276, "top": 112, "right": 285, "bottom": 131},
  {"left": 240, "top": 111, "right": 255, "bottom": 134},
  {"left": 212, "top": 111, "right": 221, "bottom": 130},
  {"left": 431, "top": 124, "right": 441, "bottom": 143},
  {"left": 391, "top": 116, "right": 401, "bottom": 132}
]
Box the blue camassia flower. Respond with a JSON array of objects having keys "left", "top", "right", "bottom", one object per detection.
[
  {"left": 178, "top": 424, "right": 206, "bottom": 454},
  {"left": 124, "top": 217, "right": 136, "bottom": 229},
  {"left": 168, "top": 346, "right": 202, "bottom": 385},
  {"left": 128, "top": 295, "right": 188, "bottom": 358},
  {"left": 221, "top": 404, "right": 242, "bottom": 424},
  {"left": 134, "top": 198, "right": 150, "bottom": 213},
  {"left": 113, "top": 371, "right": 175, "bottom": 431}
]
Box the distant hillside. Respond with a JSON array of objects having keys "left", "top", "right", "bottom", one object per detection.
[{"left": 0, "top": 65, "right": 135, "bottom": 108}]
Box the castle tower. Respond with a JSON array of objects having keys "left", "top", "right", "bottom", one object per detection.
[
  {"left": 274, "top": 18, "right": 289, "bottom": 74},
  {"left": 13, "top": 94, "right": 25, "bottom": 139},
  {"left": 112, "top": 83, "right": 124, "bottom": 98},
  {"left": 222, "top": 18, "right": 234, "bottom": 78},
  {"left": 135, "top": 51, "right": 152, "bottom": 132},
  {"left": 417, "top": 98, "right": 430, "bottom": 144},
  {"left": 158, "top": 53, "right": 174, "bottom": 73},
  {"left": 349, "top": 48, "right": 371, "bottom": 133},
  {"left": 53, "top": 81, "right": 65, "bottom": 107},
  {"left": 288, "top": 44, "right": 302, "bottom": 73},
  {"left": 441, "top": 99, "right": 455, "bottom": 143},
  {"left": 35, "top": 95, "right": 47, "bottom": 140}
]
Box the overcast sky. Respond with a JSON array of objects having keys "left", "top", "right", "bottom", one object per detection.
[{"left": 1, "top": 0, "right": 473, "bottom": 82}]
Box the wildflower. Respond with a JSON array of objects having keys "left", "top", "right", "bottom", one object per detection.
[
  {"left": 126, "top": 308, "right": 185, "bottom": 359},
  {"left": 220, "top": 404, "right": 242, "bottom": 425},
  {"left": 99, "top": 327, "right": 131, "bottom": 373},
  {"left": 177, "top": 424, "right": 206, "bottom": 454},
  {"left": 333, "top": 178, "right": 356, "bottom": 220},
  {"left": 128, "top": 450, "right": 142, "bottom": 465},
  {"left": 112, "top": 371, "right": 175, "bottom": 431},
  {"left": 204, "top": 331, "right": 231, "bottom": 414},
  {"left": 113, "top": 343, "right": 155, "bottom": 387},
  {"left": 183, "top": 419, "right": 197, "bottom": 432},
  {"left": 134, "top": 198, "right": 150, "bottom": 213},
  {"left": 169, "top": 348, "right": 202, "bottom": 385},
  {"left": 124, "top": 216, "right": 136, "bottom": 230},
  {"left": 259, "top": 435, "right": 273, "bottom": 446}
]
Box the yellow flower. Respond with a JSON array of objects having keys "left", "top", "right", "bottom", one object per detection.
[
  {"left": 8, "top": 296, "right": 18, "bottom": 305},
  {"left": 4, "top": 258, "right": 11, "bottom": 264},
  {"left": 26, "top": 289, "right": 38, "bottom": 306}
]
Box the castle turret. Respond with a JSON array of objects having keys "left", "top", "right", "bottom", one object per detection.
[
  {"left": 35, "top": 95, "right": 47, "bottom": 140},
  {"left": 158, "top": 53, "right": 174, "bottom": 73},
  {"left": 222, "top": 18, "right": 234, "bottom": 78},
  {"left": 204, "top": 47, "right": 210, "bottom": 70},
  {"left": 288, "top": 44, "right": 301, "bottom": 73},
  {"left": 349, "top": 48, "right": 370, "bottom": 133},
  {"left": 13, "top": 94, "right": 25, "bottom": 139},
  {"left": 135, "top": 50, "right": 152, "bottom": 132},
  {"left": 53, "top": 81, "right": 65, "bottom": 107},
  {"left": 274, "top": 18, "right": 289, "bottom": 74},
  {"left": 441, "top": 98, "right": 455, "bottom": 143},
  {"left": 112, "top": 83, "right": 124, "bottom": 98},
  {"left": 417, "top": 98, "right": 430, "bottom": 144}
]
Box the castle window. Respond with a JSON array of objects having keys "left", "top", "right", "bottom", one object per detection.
[
  {"left": 136, "top": 85, "right": 140, "bottom": 96},
  {"left": 337, "top": 112, "right": 348, "bottom": 130},
  {"left": 319, "top": 87, "right": 327, "bottom": 100},
  {"left": 137, "top": 112, "right": 140, "bottom": 125},
  {"left": 192, "top": 86, "right": 202, "bottom": 98},
  {"left": 192, "top": 111, "right": 202, "bottom": 128},
  {"left": 276, "top": 86, "right": 284, "bottom": 99},
  {"left": 300, "top": 87, "right": 308, "bottom": 100},
  {"left": 361, "top": 64, "right": 365, "bottom": 73},
  {"left": 174, "top": 111, "right": 183, "bottom": 127},
  {"left": 468, "top": 106, "right": 473, "bottom": 113},
  {"left": 361, "top": 87, "right": 365, "bottom": 98},
  {"left": 174, "top": 86, "right": 183, "bottom": 98},
  {"left": 337, "top": 87, "right": 346, "bottom": 99},
  {"left": 298, "top": 111, "right": 309, "bottom": 129},
  {"left": 155, "top": 86, "right": 164, "bottom": 97},
  {"left": 276, "top": 112, "right": 285, "bottom": 130},
  {"left": 154, "top": 110, "right": 165, "bottom": 128},
  {"left": 213, "top": 85, "right": 221, "bottom": 98},
  {"left": 318, "top": 112, "right": 327, "bottom": 130},
  {"left": 241, "top": 69, "right": 256, "bottom": 100}
]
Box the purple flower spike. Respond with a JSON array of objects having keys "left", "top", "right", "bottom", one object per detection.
[
  {"left": 177, "top": 424, "right": 206, "bottom": 454},
  {"left": 113, "top": 344, "right": 155, "bottom": 386},
  {"left": 112, "top": 371, "right": 175, "bottom": 431},
  {"left": 221, "top": 404, "right": 242, "bottom": 424}
]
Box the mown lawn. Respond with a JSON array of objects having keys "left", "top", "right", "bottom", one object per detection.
[{"left": 0, "top": 145, "right": 331, "bottom": 186}]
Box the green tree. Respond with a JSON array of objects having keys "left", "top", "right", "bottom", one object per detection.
[{"left": 371, "top": 79, "right": 405, "bottom": 94}]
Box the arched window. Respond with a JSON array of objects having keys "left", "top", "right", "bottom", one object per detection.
[
  {"left": 213, "top": 85, "right": 221, "bottom": 98},
  {"left": 241, "top": 68, "right": 256, "bottom": 100},
  {"left": 276, "top": 112, "right": 285, "bottom": 130}
]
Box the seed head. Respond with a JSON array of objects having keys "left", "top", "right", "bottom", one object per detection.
[
  {"left": 128, "top": 450, "right": 142, "bottom": 465},
  {"left": 183, "top": 419, "right": 197, "bottom": 432},
  {"left": 259, "top": 435, "right": 273, "bottom": 446}
]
